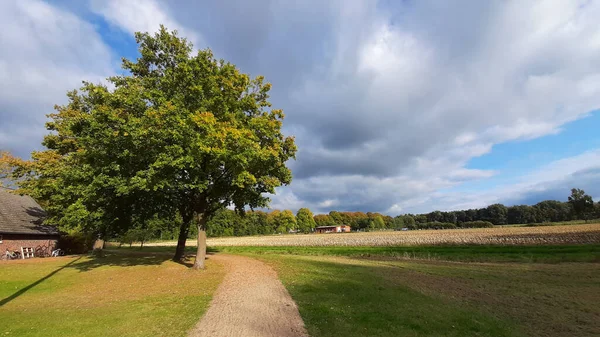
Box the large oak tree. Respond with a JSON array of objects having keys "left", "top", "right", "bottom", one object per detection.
[{"left": 1, "top": 27, "right": 296, "bottom": 269}]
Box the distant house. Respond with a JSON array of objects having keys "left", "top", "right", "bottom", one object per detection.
[
  {"left": 314, "top": 225, "right": 351, "bottom": 234},
  {"left": 0, "top": 188, "right": 59, "bottom": 257}
]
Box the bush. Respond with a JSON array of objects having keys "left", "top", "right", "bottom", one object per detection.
[
  {"left": 57, "top": 232, "right": 95, "bottom": 254},
  {"left": 458, "top": 221, "right": 494, "bottom": 228},
  {"left": 408, "top": 222, "right": 456, "bottom": 230}
]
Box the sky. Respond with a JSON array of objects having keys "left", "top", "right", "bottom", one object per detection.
[{"left": 1, "top": 0, "right": 600, "bottom": 215}]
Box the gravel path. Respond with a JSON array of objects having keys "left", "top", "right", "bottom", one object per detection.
[{"left": 188, "top": 254, "right": 309, "bottom": 337}]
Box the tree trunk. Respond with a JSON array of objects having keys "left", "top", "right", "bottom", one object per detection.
[
  {"left": 193, "top": 213, "right": 208, "bottom": 270},
  {"left": 173, "top": 216, "right": 192, "bottom": 261}
]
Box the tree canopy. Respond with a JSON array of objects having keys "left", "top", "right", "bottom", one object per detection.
[
  {"left": 568, "top": 188, "right": 594, "bottom": 221},
  {"left": 0, "top": 26, "right": 296, "bottom": 269},
  {"left": 296, "top": 208, "right": 316, "bottom": 233}
]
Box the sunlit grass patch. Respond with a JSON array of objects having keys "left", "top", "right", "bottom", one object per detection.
[{"left": 0, "top": 252, "right": 225, "bottom": 337}]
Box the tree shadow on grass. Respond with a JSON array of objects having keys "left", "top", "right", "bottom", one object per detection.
[
  {"left": 66, "top": 247, "right": 223, "bottom": 271},
  {"left": 0, "top": 248, "right": 216, "bottom": 307},
  {"left": 66, "top": 250, "right": 191, "bottom": 272},
  {"left": 0, "top": 252, "right": 169, "bottom": 307},
  {"left": 276, "top": 257, "right": 517, "bottom": 337},
  {"left": 0, "top": 256, "right": 83, "bottom": 307}
]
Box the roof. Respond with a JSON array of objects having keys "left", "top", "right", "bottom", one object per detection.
[
  {"left": 0, "top": 187, "right": 58, "bottom": 236},
  {"left": 315, "top": 225, "right": 349, "bottom": 229}
]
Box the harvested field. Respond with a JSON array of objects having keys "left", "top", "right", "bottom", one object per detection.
[{"left": 145, "top": 223, "right": 600, "bottom": 247}]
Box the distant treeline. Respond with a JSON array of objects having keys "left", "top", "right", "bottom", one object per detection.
[{"left": 118, "top": 188, "right": 598, "bottom": 242}]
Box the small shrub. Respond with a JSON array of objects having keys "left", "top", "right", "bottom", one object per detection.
[
  {"left": 57, "top": 232, "right": 95, "bottom": 254},
  {"left": 411, "top": 222, "right": 457, "bottom": 230},
  {"left": 459, "top": 221, "right": 494, "bottom": 228}
]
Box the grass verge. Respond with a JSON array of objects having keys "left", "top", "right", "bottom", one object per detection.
[{"left": 218, "top": 244, "right": 600, "bottom": 263}]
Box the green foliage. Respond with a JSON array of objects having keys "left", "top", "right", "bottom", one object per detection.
[
  {"left": 204, "top": 209, "right": 276, "bottom": 237},
  {"left": 414, "top": 214, "right": 428, "bottom": 224},
  {"left": 393, "top": 215, "right": 404, "bottom": 228},
  {"left": 399, "top": 215, "right": 415, "bottom": 227},
  {"left": 406, "top": 222, "right": 457, "bottom": 230},
  {"left": 314, "top": 214, "right": 336, "bottom": 227},
  {"left": 458, "top": 220, "right": 494, "bottom": 228},
  {"left": 206, "top": 209, "right": 239, "bottom": 237},
  {"left": 245, "top": 211, "right": 271, "bottom": 235},
  {"left": 426, "top": 210, "right": 443, "bottom": 222},
  {"left": 296, "top": 208, "right": 316, "bottom": 233},
  {"left": 1, "top": 27, "right": 296, "bottom": 264},
  {"left": 118, "top": 231, "right": 137, "bottom": 248},
  {"left": 481, "top": 204, "right": 508, "bottom": 225},
  {"left": 269, "top": 210, "right": 297, "bottom": 233},
  {"left": 57, "top": 232, "right": 95, "bottom": 254},
  {"left": 368, "top": 215, "right": 386, "bottom": 231},
  {"left": 568, "top": 188, "right": 594, "bottom": 220}
]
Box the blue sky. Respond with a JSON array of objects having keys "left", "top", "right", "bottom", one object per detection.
[
  {"left": 458, "top": 110, "right": 600, "bottom": 193},
  {"left": 468, "top": 110, "right": 600, "bottom": 174},
  {"left": 1, "top": 0, "right": 600, "bottom": 215}
]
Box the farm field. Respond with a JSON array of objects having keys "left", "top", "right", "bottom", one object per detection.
[
  {"left": 243, "top": 251, "right": 600, "bottom": 337},
  {"left": 0, "top": 252, "right": 224, "bottom": 337},
  {"left": 137, "top": 223, "right": 600, "bottom": 247}
]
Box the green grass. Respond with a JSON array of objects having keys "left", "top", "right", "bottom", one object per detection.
[
  {"left": 252, "top": 254, "right": 600, "bottom": 337},
  {"left": 522, "top": 219, "right": 600, "bottom": 227},
  {"left": 76, "top": 244, "right": 600, "bottom": 336},
  {"left": 258, "top": 255, "right": 517, "bottom": 336},
  {"left": 0, "top": 252, "right": 225, "bottom": 337},
  {"left": 218, "top": 244, "right": 600, "bottom": 263}
]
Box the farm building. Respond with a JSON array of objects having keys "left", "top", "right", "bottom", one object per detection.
[
  {"left": 314, "top": 225, "right": 351, "bottom": 234},
  {"left": 0, "top": 187, "right": 59, "bottom": 257}
]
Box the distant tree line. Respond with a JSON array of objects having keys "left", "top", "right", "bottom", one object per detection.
[{"left": 124, "top": 188, "right": 598, "bottom": 240}]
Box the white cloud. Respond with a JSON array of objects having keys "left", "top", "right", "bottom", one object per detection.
[
  {"left": 0, "top": 0, "right": 115, "bottom": 157},
  {"left": 90, "top": 0, "right": 202, "bottom": 46},
  {"left": 404, "top": 149, "right": 600, "bottom": 213},
  {"left": 283, "top": 0, "right": 600, "bottom": 213},
  {"left": 5, "top": 0, "right": 600, "bottom": 214}
]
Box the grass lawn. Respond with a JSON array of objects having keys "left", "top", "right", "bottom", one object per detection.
[
  {"left": 218, "top": 244, "right": 600, "bottom": 263},
  {"left": 0, "top": 252, "right": 225, "bottom": 337},
  {"left": 224, "top": 245, "right": 600, "bottom": 337},
  {"left": 17, "top": 245, "right": 597, "bottom": 336}
]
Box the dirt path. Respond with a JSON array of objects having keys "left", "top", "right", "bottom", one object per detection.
[{"left": 188, "top": 254, "right": 309, "bottom": 337}]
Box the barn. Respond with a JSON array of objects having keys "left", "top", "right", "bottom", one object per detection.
[
  {"left": 314, "top": 225, "right": 351, "bottom": 234},
  {"left": 0, "top": 187, "right": 59, "bottom": 258}
]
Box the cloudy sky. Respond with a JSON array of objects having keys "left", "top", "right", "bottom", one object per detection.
[{"left": 1, "top": 0, "right": 600, "bottom": 215}]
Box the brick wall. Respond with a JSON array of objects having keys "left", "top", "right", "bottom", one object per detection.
[{"left": 1, "top": 233, "right": 59, "bottom": 258}]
